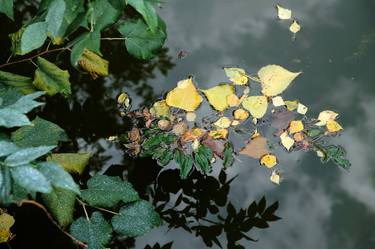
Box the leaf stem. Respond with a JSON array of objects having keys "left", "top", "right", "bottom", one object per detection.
[{"left": 100, "top": 37, "right": 126, "bottom": 41}]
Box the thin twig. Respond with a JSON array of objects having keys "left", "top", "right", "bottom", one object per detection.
[
  {"left": 76, "top": 198, "right": 120, "bottom": 215},
  {"left": 76, "top": 198, "right": 90, "bottom": 222}
]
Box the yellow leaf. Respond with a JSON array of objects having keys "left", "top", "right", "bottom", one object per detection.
[
  {"left": 209, "top": 129, "right": 228, "bottom": 139},
  {"left": 293, "top": 132, "right": 305, "bottom": 142},
  {"left": 276, "top": 4, "right": 292, "bottom": 20},
  {"left": 289, "top": 20, "right": 301, "bottom": 34},
  {"left": 258, "top": 65, "right": 302, "bottom": 96},
  {"left": 78, "top": 49, "right": 109, "bottom": 79},
  {"left": 242, "top": 96, "right": 268, "bottom": 119},
  {"left": 166, "top": 77, "right": 203, "bottom": 112},
  {"left": 223, "top": 67, "right": 249, "bottom": 85},
  {"left": 231, "top": 120, "right": 240, "bottom": 126},
  {"left": 233, "top": 108, "right": 250, "bottom": 120},
  {"left": 214, "top": 117, "right": 231, "bottom": 129},
  {"left": 260, "top": 154, "right": 278, "bottom": 168},
  {"left": 285, "top": 100, "right": 299, "bottom": 111},
  {"left": 186, "top": 112, "right": 197, "bottom": 122},
  {"left": 326, "top": 120, "right": 343, "bottom": 132},
  {"left": 316, "top": 110, "right": 338, "bottom": 126},
  {"left": 272, "top": 96, "right": 285, "bottom": 107},
  {"left": 289, "top": 120, "right": 304, "bottom": 134},
  {"left": 316, "top": 150, "right": 325, "bottom": 158},
  {"left": 117, "top": 92, "right": 131, "bottom": 110},
  {"left": 150, "top": 100, "right": 170, "bottom": 118},
  {"left": 226, "top": 94, "right": 241, "bottom": 107},
  {"left": 280, "top": 132, "right": 294, "bottom": 150},
  {"left": 182, "top": 127, "right": 205, "bottom": 141},
  {"left": 202, "top": 84, "right": 235, "bottom": 111},
  {"left": 270, "top": 170, "right": 282, "bottom": 185},
  {"left": 297, "top": 103, "right": 308, "bottom": 115},
  {"left": 0, "top": 211, "right": 15, "bottom": 243}
]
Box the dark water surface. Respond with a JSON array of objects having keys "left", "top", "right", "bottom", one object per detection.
[{"left": 1, "top": 0, "right": 375, "bottom": 249}]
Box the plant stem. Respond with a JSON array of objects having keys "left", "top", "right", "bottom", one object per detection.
[{"left": 100, "top": 37, "right": 126, "bottom": 41}]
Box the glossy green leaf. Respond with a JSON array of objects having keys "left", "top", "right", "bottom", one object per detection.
[
  {"left": 9, "top": 22, "right": 47, "bottom": 55},
  {"left": 321, "top": 145, "right": 351, "bottom": 169},
  {"left": 42, "top": 187, "right": 76, "bottom": 227},
  {"left": 45, "top": 0, "right": 66, "bottom": 43},
  {"left": 118, "top": 19, "right": 166, "bottom": 60},
  {"left": 88, "top": 0, "right": 121, "bottom": 31},
  {"left": 70, "top": 31, "right": 101, "bottom": 66},
  {"left": 194, "top": 145, "right": 213, "bottom": 173},
  {"left": 10, "top": 165, "right": 52, "bottom": 193},
  {"left": 11, "top": 116, "right": 68, "bottom": 147},
  {"left": 128, "top": 0, "right": 159, "bottom": 32},
  {"left": 81, "top": 175, "right": 139, "bottom": 208},
  {"left": 5, "top": 146, "right": 55, "bottom": 166},
  {"left": 223, "top": 142, "right": 235, "bottom": 168},
  {"left": 0, "top": 0, "right": 14, "bottom": 20},
  {"left": 111, "top": 200, "right": 162, "bottom": 237},
  {"left": 0, "top": 140, "right": 18, "bottom": 157},
  {"left": 38, "top": 162, "right": 80, "bottom": 194},
  {"left": 70, "top": 212, "right": 112, "bottom": 249},
  {"left": 0, "top": 70, "right": 36, "bottom": 94},
  {"left": 47, "top": 153, "right": 91, "bottom": 174},
  {"left": 174, "top": 149, "right": 193, "bottom": 179},
  {"left": 33, "top": 57, "right": 71, "bottom": 96}
]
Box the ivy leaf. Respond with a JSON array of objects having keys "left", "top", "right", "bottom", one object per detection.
[
  {"left": 70, "top": 31, "right": 101, "bottom": 66},
  {"left": 37, "top": 162, "right": 80, "bottom": 194},
  {"left": 70, "top": 212, "right": 112, "bottom": 249},
  {"left": 47, "top": 153, "right": 91, "bottom": 175},
  {"left": 11, "top": 116, "right": 69, "bottom": 147},
  {"left": 42, "top": 187, "right": 76, "bottom": 227},
  {"left": 33, "top": 57, "right": 71, "bottom": 96},
  {"left": 5, "top": 146, "right": 55, "bottom": 167},
  {"left": 81, "top": 175, "right": 139, "bottom": 208},
  {"left": 0, "top": 70, "right": 36, "bottom": 94},
  {"left": 174, "top": 149, "right": 193, "bottom": 179},
  {"left": 128, "top": 0, "right": 159, "bottom": 32},
  {"left": 9, "top": 22, "right": 48, "bottom": 55},
  {"left": 0, "top": 0, "right": 14, "bottom": 20},
  {"left": 78, "top": 49, "right": 109, "bottom": 79},
  {"left": 10, "top": 165, "right": 52, "bottom": 193},
  {"left": 194, "top": 145, "right": 213, "bottom": 174},
  {"left": 118, "top": 19, "right": 166, "bottom": 60},
  {"left": 223, "top": 142, "right": 235, "bottom": 168},
  {"left": 111, "top": 200, "right": 162, "bottom": 237}
]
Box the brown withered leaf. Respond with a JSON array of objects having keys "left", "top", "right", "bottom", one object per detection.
[
  {"left": 271, "top": 110, "right": 295, "bottom": 130},
  {"left": 240, "top": 136, "right": 269, "bottom": 159},
  {"left": 128, "top": 128, "right": 140, "bottom": 142}
]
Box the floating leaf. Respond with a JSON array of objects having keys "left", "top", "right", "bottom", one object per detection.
[
  {"left": 233, "top": 108, "right": 249, "bottom": 120},
  {"left": 271, "top": 110, "right": 295, "bottom": 130},
  {"left": 258, "top": 65, "right": 301, "bottom": 96},
  {"left": 276, "top": 4, "right": 292, "bottom": 20},
  {"left": 272, "top": 96, "right": 285, "bottom": 107},
  {"left": 208, "top": 129, "right": 228, "bottom": 139},
  {"left": 112, "top": 200, "right": 162, "bottom": 237},
  {"left": 81, "top": 175, "right": 139, "bottom": 208},
  {"left": 316, "top": 110, "right": 338, "bottom": 126},
  {"left": 289, "top": 120, "right": 304, "bottom": 134},
  {"left": 242, "top": 96, "right": 268, "bottom": 119},
  {"left": 260, "top": 154, "right": 278, "bottom": 168},
  {"left": 321, "top": 145, "right": 351, "bottom": 169},
  {"left": 213, "top": 117, "right": 231, "bottom": 129},
  {"left": 78, "top": 49, "right": 109, "bottom": 79},
  {"left": 174, "top": 149, "right": 193, "bottom": 179},
  {"left": 0, "top": 70, "right": 35, "bottom": 94},
  {"left": 270, "top": 170, "right": 282, "bottom": 185},
  {"left": 226, "top": 94, "right": 241, "bottom": 107},
  {"left": 150, "top": 100, "right": 170, "bottom": 118},
  {"left": 202, "top": 84, "right": 235, "bottom": 111},
  {"left": 223, "top": 142, "right": 235, "bottom": 167},
  {"left": 240, "top": 136, "right": 269, "bottom": 159},
  {"left": 297, "top": 103, "right": 308, "bottom": 115},
  {"left": 326, "top": 120, "right": 343, "bottom": 133},
  {"left": 280, "top": 132, "right": 294, "bottom": 151},
  {"left": 47, "top": 153, "right": 91, "bottom": 175},
  {"left": 289, "top": 20, "right": 301, "bottom": 34},
  {"left": 186, "top": 112, "right": 197, "bottom": 122},
  {"left": 285, "top": 100, "right": 298, "bottom": 111},
  {"left": 0, "top": 210, "right": 15, "bottom": 243},
  {"left": 194, "top": 145, "right": 213, "bottom": 173},
  {"left": 223, "top": 67, "right": 248, "bottom": 85},
  {"left": 166, "top": 77, "right": 202, "bottom": 112},
  {"left": 33, "top": 57, "right": 71, "bottom": 96}
]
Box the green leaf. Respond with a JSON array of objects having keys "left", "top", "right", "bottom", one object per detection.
[
  {"left": 33, "top": 57, "right": 71, "bottom": 96},
  {"left": 223, "top": 142, "right": 235, "bottom": 168},
  {"left": 10, "top": 165, "right": 52, "bottom": 193},
  {"left": 0, "top": 0, "right": 14, "bottom": 20},
  {"left": 0, "top": 109, "right": 31, "bottom": 128},
  {"left": 38, "top": 162, "right": 80, "bottom": 194},
  {"left": 11, "top": 182, "right": 30, "bottom": 201},
  {"left": 174, "top": 149, "right": 193, "bottom": 179},
  {"left": 152, "top": 148, "right": 174, "bottom": 166},
  {"left": 70, "top": 31, "right": 101, "bottom": 66},
  {"left": 47, "top": 153, "right": 91, "bottom": 174},
  {"left": 0, "top": 86, "right": 23, "bottom": 107},
  {"left": 111, "top": 200, "right": 162, "bottom": 237},
  {"left": 70, "top": 212, "right": 112, "bottom": 249},
  {"left": 307, "top": 129, "right": 323, "bottom": 137},
  {"left": 89, "top": 0, "right": 121, "bottom": 31},
  {"left": 194, "top": 145, "right": 213, "bottom": 174},
  {"left": 4, "top": 91, "right": 44, "bottom": 113},
  {"left": 11, "top": 116, "right": 69, "bottom": 147},
  {"left": 9, "top": 22, "right": 48, "bottom": 55},
  {"left": 0, "top": 167, "right": 12, "bottom": 204},
  {"left": 81, "top": 175, "right": 139, "bottom": 208},
  {"left": 5, "top": 146, "right": 55, "bottom": 167},
  {"left": 0, "top": 140, "right": 18, "bottom": 157},
  {"left": 0, "top": 70, "right": 36, "bottom": 94},
  {"left": 42, "top": 187, "right": 76, "bottom": 227},
  {"left": 128, "top": 0, "right": 159, "bottom": 32},
  {"left": 118, "top": 19, "right": 166, "bottom": 60},
  {"left": 45, "top": 0, "right": 66, "bottom": 42},
  {"left": 322, "top": 145, "right": 351, "bottom": 169}
]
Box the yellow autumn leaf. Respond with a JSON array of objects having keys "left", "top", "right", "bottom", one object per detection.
[
  {"left": 280, "top": 131, "right": 294, "bottom": 150},
  {"left": 276, "top": 4, "right": 292, "bottom": 20},
  {"left": 209, "top": 129, "right": 228, "bottom": 139},
  {"left": 0, "top": 210, "right": 15, "bottom": 243},
  {"left": 289, "top": 20, "right": 301, "bottom": 34},
  {"left": 223, "top": 67, "right": 249, "bottom": 85},
  {"left": 258, "top": 65, "right": 302, "bottom": 96},
  {"left": 297, "top": 103, "right": 308, "bottom": 115},
  {"left": 316, "top": 110, "right": 338, "bottom": 126},
  {"left": 272, "top": 96, "right": 285, "bottom": 107},
  {"left": 260, "top": 154, "right": 278, "bottom": 168},
  {"left": 202, "top": 84, "right": 235, "bottom": 111},
  {"left": 285, "top": 100, "right": 299, "bottom": 111},
  {"left": 289, "top": 120, "right": 304, "bottom": 134},
  {"left": 233, "top": 108, "right": 249, "bottom": 120},
  {"left": 270, "top": 170, "right": 282, "bottom": 185},
  {"left": 214, "top": 117, "right": 232, "bottom": 129},
  {"left": 186, "top": 112, "right": 197, "bottom": 122},
  {"left": 166, "top": 76, "right": 203, "bottom": 112},
  {"left": 117, "top": 92, "right": 131, "bottom": 110},
  {"left": 150, "top": 100, "right": 170, "bottom": 118},
  {"left": 231, "top": 120, "right": 240, "bottom": 126},
  {"left": 242, "top": 96, "right": 268, "bottom": 119},
  {"left": 326, "top": 120, "right": 343, "bottom": 132},
  {"left": 226, "top": 94, "right": 241, "bottom": 107},
  {"left": 78, "top": 49, "right": 109, "bottom": 79}
]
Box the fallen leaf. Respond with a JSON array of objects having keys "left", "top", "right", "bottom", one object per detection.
[
  {"left": 272, "top": 96, "right": 285, "bottom": 107},
  {"left": 233, "top": 108, "right": 249, "bottom": 121},
  {"left": 260, "top": 154, "right": 278, "bottom": 168},
  {"left": 186, "top": 112, "right": 197, "bottom": 122},
  {"left": 117, "top": 93, "right": 131, "bottom": 111},
  {"left": 166, "top": 76, "right": 202, "bottom": 111},
  {"left": 280, "top": 132, "right": 294, "bottom": 150},
  {"left": 150, "top": 100, "right": 170, "bottom": 118},
  {"left": 285, "top": 100, "right": 299, "bottom": 111},
  {"left": 202, "top": 137, "right": 225, "bottom": 158},
  {"left": 289, "top": 20, "right": 301, "bottom": 34},
  {"left": 240, "top": 136, "right": 269, "bottom": 159},
  {"left": 192, "top": 139, "right": 200, "bottom": 151},
  {"left": 157, "top": 120, "right": 171, "bottom": 130},
  {"left": 172, "top": 122, "right": 188, "bottom": 136},
  {"left": 223, "top": 67, "right": 248, "bottom": 85},
  {"left": 128, "top": 128, "right": 140, "bottom": 142},
  {"left": 297, "top": 103, "right": 308, "bottom": 115},
  {"left": 226, "top": 94, "right": 241, "bottom": 107},
  {"left": 326, "top": 120, "right": 343, "bottom": 132},
  {"left": 289, "top": 120, "right": 304, "bottom": 134},
  {"left": 270, "top": 170, "right": 282, "bottom": 185},
  {"left": 0, "top": 210, "right": 15, "bottom": 243},
  {"left": 208, "top": 129, "right": 228, "bottom": 139},
  {"left": 214, "top": 117, "right": 232, "bottom": 129},
  {"left": 316, "top": 110, "right": 338, "bottom": 126},
  {"left": 276, "top": 4, "right": 292, "bottom": 20},
  {"left": 202, "top": 84, "right": 235, "bottom": 111},
  {"left": 182, "top": 127, "right": 206, "bottom": 142},
  {"left": 242, "top": 95, "right": 268, "bottom": 119},
  {"left": 258, "top": 65, "right": 301, "bottom": 96},
  {"left": 293, "top": 132, "right": 305, "bottom": 142},
  {"left": 231, "top": 120, "right": 240, "bottom": 126},
  {"left": 271, "top": 110, "right": 295, "bottom": 130}
]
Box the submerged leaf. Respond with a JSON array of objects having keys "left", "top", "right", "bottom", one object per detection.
[
  {"left": 242, "top": 96, "right": 268, "bottom": 119},
  {"left": 166, "top": 77, "right": 202, "bottom": 112},
  {"left": 202, "top": 84, "right": 235, "bottom": 111}
]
